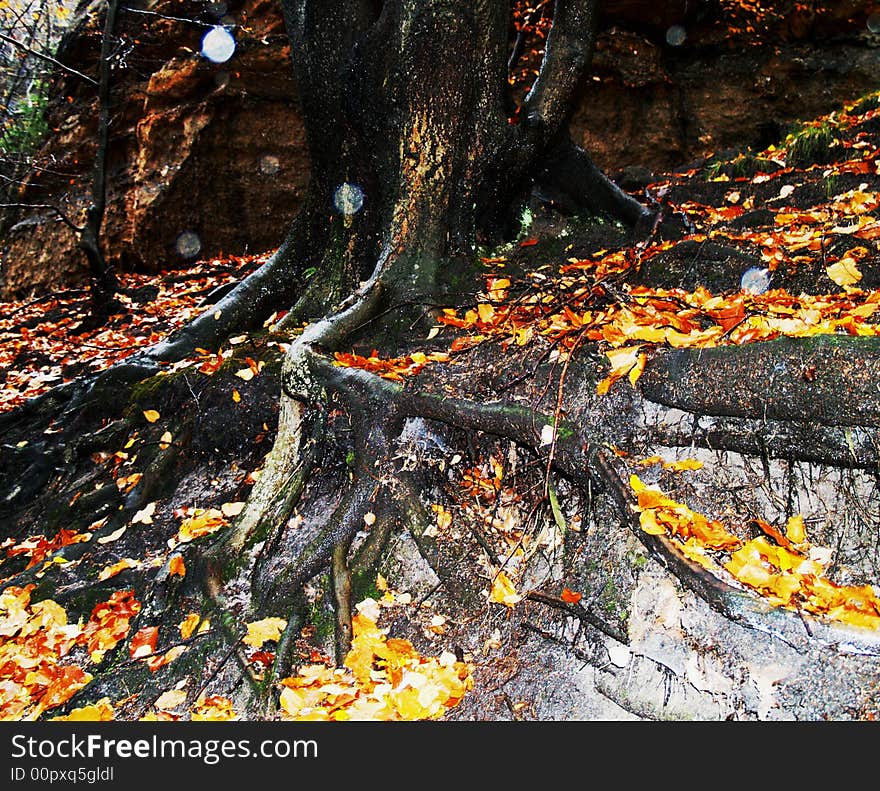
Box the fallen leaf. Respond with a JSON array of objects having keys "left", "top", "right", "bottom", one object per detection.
[
  {"left": 179, "top": 613, "right": 208, "bottom": 640},
  {"left": 786, "top": 514, "right": 807, "bottom": 544},
  {"left": 220, "top": 501, "right": 246, "bottom": 518},
  {"left": 98, "top": 558, "right": 140, "bottom": 581},
  {"left": 168, "top": 555, "right": 186, "bottom": 577},
  {"left": 827, "top": 258, "right": 862, "bottom": 287},
  {"left": 489, "top": 571, "right": 523, "bottom": 606},
  {"left": 143, "top": 410, "right": 160, "bottom": 423},
  {"left": 560, "top": 588, "right": 582, "bottom": 604},
  {"left": 130, "top": 626, "right": 159, "bottom": 659},
  {"left": 97, "top": 525, "right": 126, "bottom": 544},
  {"left": 154, "top": 689, "right": 187, "bottom": 711},
  {"left": 243, "top": 617, "right": 288, "bottom": 648},
  {"left": 132, "top": 502, "right": 156, "bottom": 525},
  {"left": 662, "top": 458, "right": 704, "bottom": 472}
]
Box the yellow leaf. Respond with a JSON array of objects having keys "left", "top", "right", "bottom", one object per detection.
[
  {"left": 243, "top": 617, "right": 288, "bottom": 647},
  {"left": 132, "top": 502, "right": 156, "bottom": 524},
  {"left": 232, "top": 389, "right": 241, "bottom": 403},
  {"left": 826, "top": 258, "right": 862, "bottom": 287},
  {"left": 363, "top": 511, "right": 377, "bottom": 526},
  {"left": 489, "top": 571, "right": 523, "bottom": 606},
  {"left": 52, "top": 698, "right": 114, "bottom": 721},
  {"left": 785, "top": 514, "right": 807, "bottom": 544},
  {"left": 628, "top": 352, "right": 647, "bottom": 386},
  {"left": 662, "top": 458, "right": 704, "bottom": 472},
  {"left": 97, "top": 525, "right": 127, "bottom": 544},
  {"left": 154, "top": 689, "right": 187, "bottom": 711},
  {"left": 143, "top": 410, "right": 160, "bottom": 423},
  {"left": 235, "top": 368, "right": 255, "bottom": 381},
  {"left": 355, "top": 597, "right": 381, "bottom": 621},
  {"left": 175, "top": 509, "right": 227, "bottom": 543},
  {"left": 638, "top": 508, "right": 666, "bottom": 535},
  {"left": 179, "top": 613, "right": 208, "bottom": 639},
  {"left": 477, "top": 303, "right": 495, "bottom": 323},
  {"left": 98, "top": 558, "right": 140, "bottom": 580},
  {"left": 159, "top": 431, "right": 173, "bottom": 449}
]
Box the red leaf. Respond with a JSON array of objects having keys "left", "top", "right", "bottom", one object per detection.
[{"left": 560, "top": 588, "right": 582, "bottom": 604}]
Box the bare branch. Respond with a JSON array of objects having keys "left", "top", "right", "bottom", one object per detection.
[
  {"left": 0, "top": 31, "right": 98, "bottom": 85},
  {"left": 0, "top": 202, "right": 83, "bottom": 231}
]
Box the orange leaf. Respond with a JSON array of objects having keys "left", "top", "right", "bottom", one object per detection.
[
  {"left": 168, "top": 555, "right": 186, "bottom": 577},
  {"left": 130, "top": 626, "right": 159, "bottom": 660},
  {"left": 560, "top": 588, "right": 582, "bottom": 604}
]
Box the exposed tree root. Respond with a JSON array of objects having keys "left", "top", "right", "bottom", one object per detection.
[{"left": 640, "top": 335, "right": 880, "bottom": 428}]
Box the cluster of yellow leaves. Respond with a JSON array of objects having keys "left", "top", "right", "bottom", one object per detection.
[
  {"left": 53, "top": 697, "right": 115, "bottom": 721},
  {"left": 0, "top": 587, "right": 141, "bottom": 720},
  {"left": 278, "top": 611, "right": 472, "bottom": 721},
  {"left": 78, "top": 589, "right": 142, "bottom": 664},
  {"left": 436, "top": 273, "right": 880, "bottom": 395},
  {"left": 629, "top": 475, "right": 880, "bottom": 629},
  {"left": 333, "top": 350, "right": 451, "bottom": 381},
  {"left": 590, "top": 286, "right": 880, "bottom": 392},
  {"left": 139, "top": 693, "right": 239, "bottom": 722}
]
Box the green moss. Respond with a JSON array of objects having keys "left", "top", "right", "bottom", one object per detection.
[
  {"left": 308, "top": 598, "right": 336, "bottom": 641},
  {"left": 128, "top": 371, "right": 176, "bottom": 409},
  {"left": 824, "top": 174, "right": 842, "bottom": 198},
  {"left": 0, "top": 80, "right": 49, "bottom": 156},
  {"left": 599, "top": 578, "right": 627, "bottom": 620},
  {"left": 705, "top": 152, "right": 779, "bottom": 180},
  {"left": 350, "top": 570, "right": 382, "bottom": 604},
  {"left": 850, "top": 91, "right": 880, "bottom": 116},
  {"left": 783, "top": 121, "right": 842, "bottom": 168}
]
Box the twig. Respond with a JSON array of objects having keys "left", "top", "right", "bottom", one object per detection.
[
  {"left": 526, "top": 590, "right": 628, "bottom": 644},
  {"left": 0, "top": 202, "right": 83, "bottom": 232},
  {"left": 0, "top": 31, "right": 98, "bottom": 85}
]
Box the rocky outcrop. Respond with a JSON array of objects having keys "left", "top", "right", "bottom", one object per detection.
[
  {"left": 2, "top": 0, "right": 878, "bottom": 297},
  {"left": 2, "top": 0, "right": 308, "bottom": 296}
]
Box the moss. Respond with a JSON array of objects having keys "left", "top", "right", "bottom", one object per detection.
[
  {"left": 308, "top": 598, "right": 336, "bottom": 642},
  {"left": 599, "top": 578, "right": 627, "bottom": 620},
  {"left": 350, "top": 570, "right": 382, "bottom": 604},
  {"left": 783, "top": 121, "right": 843, "bottom": 168},
  {"left": 824, "top": 174, "right": 842, "bottom": 198},
  {"left": 850, "top": 91, "right": 880, "bottom": 116},
  {"left": 127, "top": 371, "right": 178, "bottom": 410},
  {"left": 705, "top": 152, "right": 779, "bottom": 180}
]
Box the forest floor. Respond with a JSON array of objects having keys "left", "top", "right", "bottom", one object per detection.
[{"left": 2, "top": 87, "right": 880, "bottom": 721}]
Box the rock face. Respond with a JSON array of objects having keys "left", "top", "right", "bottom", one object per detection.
[
  {"left": 2, "top": 0, "right": 309, "bottom": 296},
  {"left": 2, "top": 0, "right": 878, "bottom": 297}
]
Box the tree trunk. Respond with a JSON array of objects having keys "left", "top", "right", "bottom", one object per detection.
[
  {"left": 276, "top": 0, "right": 647, "bottom": 313},
  {"left": 78, "top": 0, "right": 122, "bottom": 320}
]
